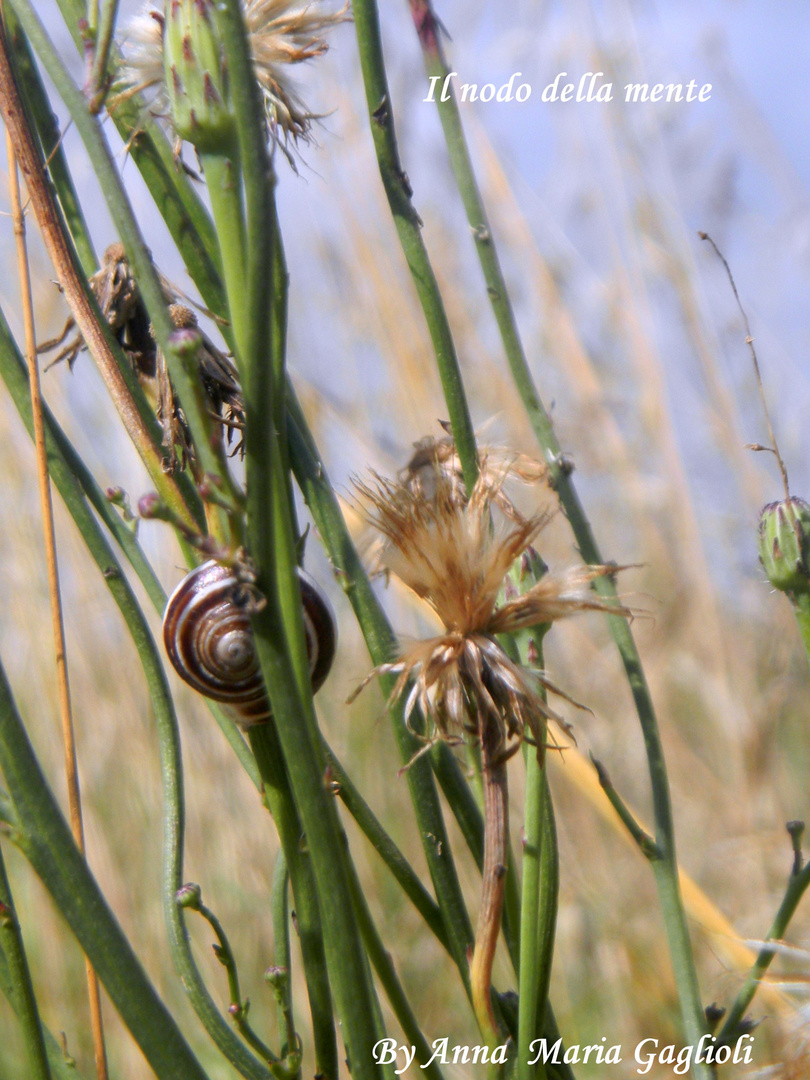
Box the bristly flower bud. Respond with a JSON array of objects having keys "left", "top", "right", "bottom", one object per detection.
[
  {"left": 163, "top": 0, "right": 237, "bottom": 152},
  {"left": 757, "top": 497, "right": 810, "bottom": 597},
  {"left": 121, "top": 0, "right": 348, "bottom": 156}
]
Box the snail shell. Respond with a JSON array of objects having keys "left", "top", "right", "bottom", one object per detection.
[{"left": 163, "top": 560, "right": 336, "bottom": 727}]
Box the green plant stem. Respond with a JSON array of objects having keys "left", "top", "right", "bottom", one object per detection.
[
  {"left": 346, "top": 859, "right": 444, "bottom": 1080},
  {"left": 0, "top": 305, "right": 275, "bottom": 1080},
  {"left": 407, "top": 3, "right": 527, "bottom": 450},
  {"left": 0, "top": 944, "right": 85, "bottom": 1080},
  {"left": 0, "top": 844, "right": 52, "bottom": 1080},
  {"left": 324, "top": 745, "right": 449, "bottom": 951},
  {"left": 792, "top": 594, "right": 810, "bottom": 674},
  {"left": 8, "top": 0, "right": 232, "bottom": 497},
  {"left": 350, "top": 0, "right": 478, "bottom": 493},
  {"left": 87, "top": 0, "right": 119, "bottom": 109},
  {"left": 195, "top": 898, "right": 278, "bottom": 1064},
  {"left": 270, "top": 851, "right": 298, "bottom": 1065},
  {"left": 199, "top": 149, "right": 248, "bottom": 347},
  {"left": 216, "top": 1, "right": 386, "bottom": 1070},
  {"left": 249, "top": 725, "right": 338, "bottom": 1080},
  {"left": 286, "top": 400, "right": 475, "bottom": 993},
  {"left": 410, "top": 5, "right": 707, "bottom": 1066},
  {"left": 517, "top": 754, "right": 557, "bottom": 1080},
  {"left": 0, "top": 661, "right": 215, "bottom": 1080},
  {"left": 592, "top": 757, "right": 661, "bottom": 861},
  {"left": 717, "top": 857, "right": 810, "bottom": 1046}
]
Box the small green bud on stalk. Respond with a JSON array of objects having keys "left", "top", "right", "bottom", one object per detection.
[
  {"left": 175, "top": 882, "right": 203, "bottom": 909},
  {"left": 264, "top": 965, "right": 289, "bottom": 994},
  {"left": 759, "top": 497, "right": 810, "bottom": 675},
  {"left": 163, "top": 0, "right": 237, "bottom": 152},
  {"left": 757, "top": 497, "right": 810, "bottom": 597}
]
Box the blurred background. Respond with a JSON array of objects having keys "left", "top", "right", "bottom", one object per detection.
[{"left": 1, "top": 0, "right": 810, "bottom": 1076}]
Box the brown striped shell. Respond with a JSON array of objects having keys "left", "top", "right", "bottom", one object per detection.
[{"left": 163, "top": 560, "right": 336, "bottom": 727}]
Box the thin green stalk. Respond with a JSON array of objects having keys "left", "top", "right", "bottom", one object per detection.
[
  {"left": 0, "top": 661, "right": 214, "bottom": 1080},
  {"left": 199, "top": 149, "right": 248, "bottom": 348},
  {"left": 593, "top": 757, "right": 661, "bottom": 861},
  {"left": 410, "top": 4, "right": 707, "bottom": 1065},
  {"left": 407, "top": 3, "right": 527, "bottom": 447},
  {"left": 517, "top": 755, "right": 557, "bottom": 1080},
  {"left": 717, "top": 856, "right": 810, "bottom": 1046},
  {"left": 270, "top": 851, "right": 298, "bottom": 1066},
  {"left": 192, "top": 895, "right": 279, "bottom": 1065},
  {"left": 87, "top": 0, "right": 119, "bottom": 110},
  {"left": 0, "top": 944, "right": 86, "bottom": 1080},
  {"left": 249, "top": 725, "right": 338, "bottom": 1080},
  {"left": 0, "top": 845, "right": 52, "bottom": 1080},
  {"left": 324, "top": 746, "right": 449, "bottom": 951},
  {"left": 346, "top": 859, "right": 445, "bottom": 1080},
  {"left": 350, "top": 0, "right": 478, "bottom": 493},
  {"left": 792, "top": 594, "right": 810, "bottom": 674}
]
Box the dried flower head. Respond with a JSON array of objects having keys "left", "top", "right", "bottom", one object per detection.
[
  {"left": 38, "top": 243, "right": 163, "bottom": 374},
  {"left": 400, "top": 433, "right": 547, "bottom": 519},
  {"left": 351, "top": 460, "right": 633, "bottom": 759},
  {"left": 40, "top": 245, "right": 244, "bottom": 468},
  {"left": 154, "top": 304, "right": 245, "bottom": 465},
  {"left": 120, "top": 0, "right": 348, "bottom": 152}
]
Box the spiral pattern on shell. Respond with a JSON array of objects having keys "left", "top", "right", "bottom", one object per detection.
[{"left": 163, "top": 560, "right": 336, "bottom": 727}]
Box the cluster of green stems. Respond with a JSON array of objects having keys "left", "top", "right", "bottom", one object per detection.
[{"left": 0, "top": 2, "right": 809, "bottom": 1080}]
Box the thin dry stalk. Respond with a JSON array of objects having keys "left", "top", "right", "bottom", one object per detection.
[
  {"left": 469, "top": 714, "right": 509, "bottom": 1048},
  {"left": 5, "top": 127, "right": 109, "bottom": 1080}
]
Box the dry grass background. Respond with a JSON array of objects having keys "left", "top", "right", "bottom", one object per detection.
[{"left": 1, "top": 0, "right": 810, "bottom": 1077}]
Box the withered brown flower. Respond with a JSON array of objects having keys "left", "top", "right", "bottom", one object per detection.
[
  {"left": 40, "top": 247, "right": 245, "bottom": 468},
  {"left": 120, "top": 0, "right": 348, "bottom": 152},
  {"left": 154, "top": 304, "right": 245, "bottom": 466},
  {"left": 351, "top": 458, "right": 633, "bottom": 759},
  {"left": 38, "top": 243, "right": 162, "bottom": 374}
]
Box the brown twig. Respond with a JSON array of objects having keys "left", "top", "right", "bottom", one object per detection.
[
  {"left": 699, "top": 232, "right": 792, "bottom": 504},
  {"left": 5, "top": 109, "right": 109, "bottom": 1080},
  {"left": 469, "top": 714, "right": 509, "bottom": 1050},
  {"left": 0, "top": 21, "right": 196, "bottom": 528}
]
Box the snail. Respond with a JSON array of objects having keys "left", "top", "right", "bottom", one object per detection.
[{"left": 163, "top": 560, "right": 336, "bottom": 727}]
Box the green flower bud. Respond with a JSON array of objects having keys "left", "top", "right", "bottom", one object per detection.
[
  {"left": 163, "top": 0, "right": 236, "bottom": 152},
  {"left": 175, "top": 882, "right": 202, "bottom": 909},
  {"left": 757, "top": 497, "right": 810, "bottom": 596}
]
